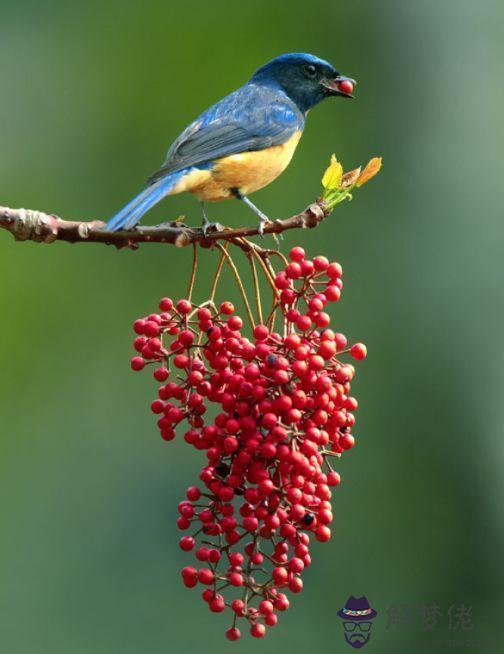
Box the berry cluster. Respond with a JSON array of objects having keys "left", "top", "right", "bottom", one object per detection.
[{"left": 130, "top": 247, "right": 366, "bottom": 639}]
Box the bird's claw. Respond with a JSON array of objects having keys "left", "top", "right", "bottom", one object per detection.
[
  {"left": 202, "top": 221, "right": 225, "bottom": 238},
  {"left": 258, "top": 216, "right": 272, "bottom": 237}
]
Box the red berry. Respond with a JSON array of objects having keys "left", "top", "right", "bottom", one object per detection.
[
  {"left": 313, "top": 255, "right": 329, "bottom": 271},
  {"left": 340, "top": 433, "right": 355, "bottom": 450},
  {"left": 325, "top": 285, "right": 341, "bottom": 302},
  {"left": 209, "top": 597, "right": 225, "bottom": 612},
  {"left": 350, "top": 343, "right": 367, "bottom": 360},
  {"left": 227, "top": 554, "right": 243, "bottom": 569},
  {"left": 274, "top": 594, "right": 290, "bottom": 611},
  {"left": 181, "top": 566, "right": 198, "bottom": 587},
  {"left": 198, "top": 568, "right": 214, "bottom": 585},
  {"left": 176, "top": 299, "right": 192, "bottom": 314},
  {"left": 231, "top": 599, "right": 245, "bottom": 615},
  {"left": 327, "top": 471, "right": 341, "bottom": 487},
  {"left": 148, "top": 337, "right": 162, "bottom": 352},
  {"left": 253, "top": 324, "right": 269, "bottom": 340},
  {"left": 337, "top": 79, "right": 354, "bottom": 95},
  {"left": 133, "top": 319, "right": 146, "bottom": 335},
  {"left": 208, "top": 549, "right": 221, "bottom": 563},
  {"left": 301, "top": 259, "right": 314, "bottom": 276},
  {"left": 179, "top": 536, "right": 195, "bottom": 551},
  {"left": 151, "top": 399, "right": 164, "bottom": 414},
  {"left": 159, "top": 297, "right": 174, "bottom": 311},
  {"left": 153, "top": 367, "right": 169, "bottom": 382},
  {"left": 259, "top": 600, "right": 274, "bottom": 615},
  {"left": 197, "top": 307, "right": 212, "bottom": 322},
  {"left": 226, "top": 627, "right": 241, "bottom": 641},
  {"left": 315, "top": 525, "right": 331, "bottom": 542},
  {"left": 265, "top": 613, "right": 278, "bottom": 627},
  {"left": 318, "top": 340, "right": 337, "bottom": 359},
  {"left": 286, "top": 262, "right": 302, "bottom": 279},
  {"left": 196, "top": 547, "right": 210, "bottom": 561},
  {"left": 220, "top": 301, "right": 234, "bottom": 315},
  {"left": 296, "top": 315, "right": 312, "bottom": 331},
  {"left": 229, "top": 572, "right": 244, "bottom": 586},
  {"left": 289, "top": 557, "right": 305, "bottom": 573},
  {"left": 243, "top": 516, "right": 259, "bottom": 532},
  {"left": 179, "top": 330, "right": 194, "bottom": 346},
  {"left": 272, "top": 566, "right": 288, "bottom": 585},
  {"left": 335, "top": 333, "right": 347, "bottom": 349},
  {"left": 130, "top": 357, "right": 145, "bottom": 371},
  {"left": 289, "top": 246, "right": 305, "bottom": 262},
  {"left": 227, "top": 316, "right": 243, "bottom": 331},
  {"left": 201, "top": 588, "right": 214, "bottom": 602},
  {"left": 289, "top": 576, "right": 303, "bottom": 593},
  {"left": 250, "top": 623, "right": 266, "bottom": 638},
  {"left": 327, "top": 262, "right": 343, "bottom": 278},
  {"left": 144, "top": 321, "right": 160, "bottom": 337}
]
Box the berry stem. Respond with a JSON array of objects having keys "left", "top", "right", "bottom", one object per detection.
[
  {"left": 246, "top": 242, "right": 280, "bottom": 300},
  {"left": 268, "top": 249, "right": 289, "bottom": 267},
  {"left": 265, "top": 300, "right": 279, "bottom": 332},
  {"left": 187, "top": 243, "right": 198, "bottom": 302},
  {"left": 216, "top": 243, "right": 255, "bottom": 330},
  {"left": 209, "top": 244, "right": 228, "bottom": 303},
  {"left": 247, "top": 250, "right": 263, "bottom": 325}
]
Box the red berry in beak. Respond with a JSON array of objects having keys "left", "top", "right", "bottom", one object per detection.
[{"left": 337, "top": 79, "right": 354, "bottom": 95}]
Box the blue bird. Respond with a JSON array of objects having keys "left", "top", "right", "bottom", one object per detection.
[{"left": 105, "top": 53, "right": 355, "bottom": 235}]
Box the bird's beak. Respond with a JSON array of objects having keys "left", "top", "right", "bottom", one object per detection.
[{"left": 320, "top": 75, "right": 357, "bottom": 98}]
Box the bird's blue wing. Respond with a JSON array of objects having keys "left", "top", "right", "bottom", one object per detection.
[{"left": 147, "top": 84, "right": 304, "bottom": 184}]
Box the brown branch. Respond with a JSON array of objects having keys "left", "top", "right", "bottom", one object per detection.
[{"left": 0, "top": 201, "right": 330, "bottom": 250}]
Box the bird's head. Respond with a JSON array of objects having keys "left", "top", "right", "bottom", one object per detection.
[{"left": 250, "top": 53, "right": 356, "bottom": 113}]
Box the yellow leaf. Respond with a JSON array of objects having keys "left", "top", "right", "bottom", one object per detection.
[
  {"left": 356, "top": 157, "right": 382, "bottom": 187},
  {"left": 322, "top": 154, "right": 343, "bottom": 190}
]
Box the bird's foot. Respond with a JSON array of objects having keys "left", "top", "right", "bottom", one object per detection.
[
  {"left": 258, "top": 214, "right": 273, "bottom": 237},
  {"left": 202, "top": 221, "right": 225, "bottom": 238}
]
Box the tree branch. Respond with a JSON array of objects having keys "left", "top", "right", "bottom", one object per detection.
[{"left": 0, "top": 201, "right": 331, "bottom": 250}]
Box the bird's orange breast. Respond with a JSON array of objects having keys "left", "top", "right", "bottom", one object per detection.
[{"left": 173, "top": 130, "right": 303, "bottom": 202}]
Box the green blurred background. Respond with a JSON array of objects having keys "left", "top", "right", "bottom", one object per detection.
[{"left": 1, "top": 0, "right": 503, "bottom": 652}]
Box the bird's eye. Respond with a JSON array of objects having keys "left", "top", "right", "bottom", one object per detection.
[{"left": 304, "top": 64, "right": 317, "bottom": 77}]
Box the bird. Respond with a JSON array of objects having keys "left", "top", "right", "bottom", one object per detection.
[{"left": 105, "top": 53, "right": 355, "bottom": 235}]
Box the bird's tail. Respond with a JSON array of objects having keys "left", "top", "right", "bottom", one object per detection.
[{"left": 105, "top": 170, "right": 186, "bottom": 232}]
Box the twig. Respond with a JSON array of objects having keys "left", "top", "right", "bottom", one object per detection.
[{"left": 0, "top": 202, "right": 329, "bottom": 249}]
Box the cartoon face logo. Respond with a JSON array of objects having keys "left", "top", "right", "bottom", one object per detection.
[{"left": 337, "top": 596, "right": 377, "bottom": 649}]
